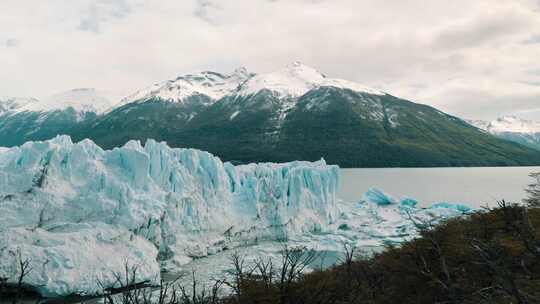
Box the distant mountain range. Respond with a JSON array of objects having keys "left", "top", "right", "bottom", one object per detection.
[
  {"left": 0, "top": 88, "right": 111, "bottom": 147},
  {"left": 468, "top": 116, "right": 540, "bottom": 151},
  {"left": 1, "top": 63, "right": 540, "bottom": 167}
]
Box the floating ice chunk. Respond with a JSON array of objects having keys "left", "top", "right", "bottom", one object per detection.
[
  {"left": 363, "top": 187, "right": 396, "bottom": 205},
  {"left": 431, "top": 202, "right": 472, "bottom": 213},
  {"left": 399, "top": 197, "right": 418, "bottom": 208}
]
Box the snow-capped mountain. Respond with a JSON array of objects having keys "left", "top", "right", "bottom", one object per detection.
[
  {"left": 470, "top": 116, "right": 540, "bottom": 134},
  {"left": 69, "top": 63, "right": 540, "bottom": 167},
  {"left": 1, "top": 88, "right": 112, "bottom": 114},
  {"left": 468, "top": 116, "right": 540, "bottom": 150},
  {"left": 119, "top": 61, "right": 383, "bottom": 106},
  {"left": 2, "top": 63, "right": 540, "bottom": 166},
  {"left": 38, "top": 88, "right": 112, "bottom": 114},
  {"left": 0, "top": 89, "right": 112, "bottom": 146}
]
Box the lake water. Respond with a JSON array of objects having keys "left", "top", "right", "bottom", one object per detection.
[{"left": 339, "top": 166, "right": 540, "bottom": 208}]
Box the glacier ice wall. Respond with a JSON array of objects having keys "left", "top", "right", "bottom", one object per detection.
[
  {"left": 0, "top": 223, "right": 159, "bottom": 297},
  {"left": 0, "top": 135, "right": 339, "bottom": 295},
  {"left": 0, "top": 136, "right": 473, "bottom": 298}
]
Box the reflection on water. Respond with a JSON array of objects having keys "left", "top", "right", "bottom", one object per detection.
[{"left": 339, "top": 166, "right": 540, "bottom": 208}]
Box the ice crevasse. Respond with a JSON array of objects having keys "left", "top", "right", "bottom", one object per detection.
[{"left": 0, "top": 136, "right": 339, "bottom": 296}]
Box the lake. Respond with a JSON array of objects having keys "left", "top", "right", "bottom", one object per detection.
[{"left": 339, "top": 166, "right": 540, "bottom": 208}]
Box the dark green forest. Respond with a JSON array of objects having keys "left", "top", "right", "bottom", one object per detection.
[{"left": 3, "top": 89, "right": 540, "bottom": 168}]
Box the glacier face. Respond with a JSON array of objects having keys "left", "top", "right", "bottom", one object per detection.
[
  {"left": 0, "top": 136, "right": 339, "bottom": 296},
  {"left": 0, "top": 223, "right": 159, "bottom": 297}
]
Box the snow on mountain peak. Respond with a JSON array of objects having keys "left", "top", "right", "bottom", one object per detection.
[
  {"left": 470, "top": 116, "right": 540, "bottom": 134},
  {"left": 119, "top": 68, "right": 254, "bottom": 106},
  {"left": 489, "top": 116, "right": 540, "bottom": 133},
  {"left": 118, "top": 63, "right": 384, "bottom": 108},
  {"left": 16, "top": 88, "right": 112, "bottom": 114},
  {"left": 238, "top": 62, "right": 325, "bottom": 98},
  {"left": 238, "top": 62, "right": 384, "bottom": 98},
  {"left": 0, "top": 96, "right": 40, "bottom": 113}
]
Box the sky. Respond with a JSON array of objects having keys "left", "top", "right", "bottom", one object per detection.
[{"left": 1, "top": 0, "right": 539, "bottom": 120}]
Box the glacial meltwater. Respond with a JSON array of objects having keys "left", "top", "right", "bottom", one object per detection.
[{"left": 339, "top": 166, "right": 540, "bottom": 208}]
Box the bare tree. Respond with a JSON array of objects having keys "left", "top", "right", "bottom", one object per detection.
[
  {"left": 222, "top": 251, "right": 253, "bottom": 300},
  {"left": 3, "top": 251, "right": 33, "bottom": 304},
  {"left": 469, "top": 238, "right": 530, "bottom": 304},
  {"left": 97, "top": 262, "right": 227, "bottom": 304},
  {"left": 275, "top": 246, "right": 318, "bottom": 304},
  {"left": 177, "top": 271, "right": 223, "bottom": 304},
  {"left": 406, "top": 214, "right": 462, "bottom": 303},
  {"left": 525, "top": 172, "right": 540, "bottom": 207}
]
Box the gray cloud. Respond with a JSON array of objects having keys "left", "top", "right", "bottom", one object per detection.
[
  {"left": 520, "top": 80, "right": 540, "bottom": 86},
  {"left": 523, "top": 34, "right": 540, "bottom": 44},
  {"left": 78, "top": 0, "right": 133, "bottom": 33},
  {"left": 79, "top": 5, "right": 100, "bottom": 33},
  {"left": 194, "top": 0, "right": 218, "bottom": 23},
  {"left": 4, "top": 38, "right": 19, "bottom": 48},
  {"left": 429, "top": 88, "right": 540, "bottom": 120},
  {"left": 433, "top": 14, "right": 531, "bottom": 50}
]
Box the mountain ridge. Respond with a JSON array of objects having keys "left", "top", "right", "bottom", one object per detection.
[
  {"left": 468, "top": 116, "right": 540, "bottom": 151},
  {"left": 2, "top": 63, "right": 540, "bottom": 167}
]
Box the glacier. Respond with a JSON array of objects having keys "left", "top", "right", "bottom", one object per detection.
[
  {"left": 0, "top": 136, "right": 471, "bottom": 298},
  {"left": 0, "top": 136, "right": 338, "bottom": 296}
]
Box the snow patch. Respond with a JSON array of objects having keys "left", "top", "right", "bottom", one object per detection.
[
  {"left": 22, "top": 88, "right": 112, "bottom": 114},
  {"left": 0, "top": 97, "right": 41, "bottom": 114},
  {"left": 119, "top": 68, "right": 253, "bottom": 107},
  {"left": 229, "top": 110, "right": 240, "bottom": 120}
]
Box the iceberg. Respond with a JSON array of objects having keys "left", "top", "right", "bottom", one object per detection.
[
  {"left": 363, "top": 187, "right": 396, "bottom": 205},
  {"left": 0, "top": 136, "right": 339, "bottom": 296},
  {"left": 399, "top": 197, "right": 418, "bottom": 208},
  {"left": 431, "top": 202, "right": 472, "bottom": 213}
]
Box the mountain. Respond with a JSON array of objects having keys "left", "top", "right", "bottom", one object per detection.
[
  {"left": 468, "top": 116, "right": 540, "bottom": 151},
  {"left": 0, "top": 88, "right": 112, "bottom": 146},
  {"left": 2, "top": 63, "right": 540, "bottom": 167},
  {"left": 69, "top": 63, "right": 540, "bottom": 167}
]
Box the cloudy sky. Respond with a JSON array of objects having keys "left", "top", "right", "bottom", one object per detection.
[{"left": 1, "top": 0, "right": 539, "bottom": 120}]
